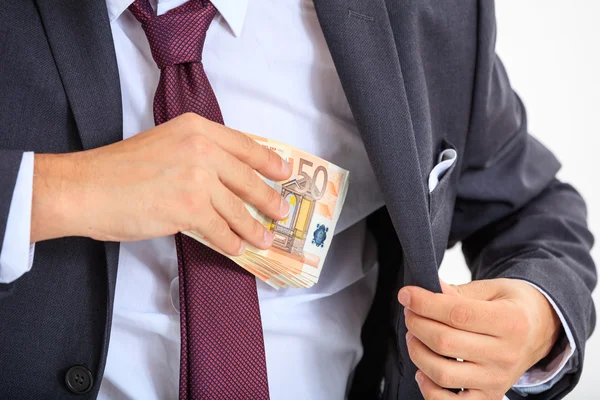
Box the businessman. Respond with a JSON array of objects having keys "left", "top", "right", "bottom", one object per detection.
[{"left": 0, "top": 0, "right": 596, "bottom": 399}]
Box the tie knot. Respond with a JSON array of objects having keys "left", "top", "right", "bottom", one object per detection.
[{"left": 129, "top": 0, "right": 217, "bottom": 69}]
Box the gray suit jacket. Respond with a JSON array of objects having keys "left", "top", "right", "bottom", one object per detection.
[{"left": 0, "top": 0, "right": 596, "bottom": 399}]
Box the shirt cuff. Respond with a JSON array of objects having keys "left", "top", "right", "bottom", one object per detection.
[
  {"left": 511, "top": 280, "right": 576, "bottom": 395},
  {"left": 0, "top": 152, "right": 35, "bottom": 283}
]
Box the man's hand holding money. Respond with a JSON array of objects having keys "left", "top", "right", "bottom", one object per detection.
[{"left": 30, "top": 113, "right": 292, "bottom": 255}]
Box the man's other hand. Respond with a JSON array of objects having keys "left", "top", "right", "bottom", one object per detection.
[
  {"left": 30, "top": 113, "right": 292, "bottom": 255},
  {"left": 398, "top": 278, "right": 561, "bottom": 400}
]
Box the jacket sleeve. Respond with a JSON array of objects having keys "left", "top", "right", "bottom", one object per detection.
[
  {"left": 448, "top": 2, "right": 597, "bottom": 399},
  {"left": 0, "top": 149, "right": 26, "bottom": 298}
]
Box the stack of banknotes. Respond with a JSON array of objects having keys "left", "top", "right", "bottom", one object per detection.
[{"left": 185, "top": 134, "right": 350, "bottom": 289}]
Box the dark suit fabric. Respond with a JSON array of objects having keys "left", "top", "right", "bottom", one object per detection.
[{"left": 0, "top": 0, "right": 595, "bottom": 399}]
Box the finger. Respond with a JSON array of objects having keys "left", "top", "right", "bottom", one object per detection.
[
  {"left": 398, "top": 286, "right": 510, "bottom": 336},
  {"left": 211, "top": 149, "right": 289, "bottom": 221},
  {"left": 200, "top": 118, "right": 292, "bottom": 181},
  {"left": 458, "top": 390, "right": 504, "bottom": 400},
  {"left": 440, "top": 278, "right": 460, "bottom": 296},
  {"left": 415, "top": 370, "right": 458, "bottom": 400},
  {"left": 195, "top": 210, "right": 245, "bottom": 256},
  {"left": 406, "top": 332, "right": 491, "bottom": 390},
  {"left": 405, "top": 309, "right": 500, "bottom": 363},
  {"left": 451, "top": 280, "right": 511, "bottom": 301},
  {"left": 416, "top": 373, "right": 492, "bottom": 400},
  {"left": 211, "top": 183, "right": 273, "bottom": 250}
]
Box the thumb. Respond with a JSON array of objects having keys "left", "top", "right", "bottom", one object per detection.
[{"left": 448, "top": 279, "right": 502, "bottom": 301}]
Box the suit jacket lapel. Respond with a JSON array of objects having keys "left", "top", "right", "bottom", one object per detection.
[
  {"left": 35, "top": 0, "right": 122, "bottom": 151},
  {"left": 314, "top": 0, "right": 441, "bottom": 292},
  {"left": 35, "top": 0, "right": 121, "bottom": 370}
]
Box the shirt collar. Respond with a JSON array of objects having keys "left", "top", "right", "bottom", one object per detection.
[{"left": 106, "top": 0, "right": 248, "bottom": 37}]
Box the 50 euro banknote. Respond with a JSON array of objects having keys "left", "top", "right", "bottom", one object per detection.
[{"left": 184, "top": 134, "right": 350, "bottom": 289}]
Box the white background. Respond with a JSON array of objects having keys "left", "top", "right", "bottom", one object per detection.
[{"left": 438, "top": 1, "right": 600, "bottom": 398}]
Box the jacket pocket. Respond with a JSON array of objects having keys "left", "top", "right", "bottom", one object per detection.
[
  {"left": 428, "top": 140, "right": 458, "bottom": 265},
  {"left": 429, "top": 141, "right": 457, "bottom": 219}
]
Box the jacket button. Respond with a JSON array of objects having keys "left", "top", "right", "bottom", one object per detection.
[{"left": 65, "top": 365, "right": 93, "bottom": 394}]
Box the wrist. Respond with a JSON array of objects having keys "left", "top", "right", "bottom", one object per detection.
[
  {"left": 31, "top": 152, "right": 90, "bottom": 242},
  {"left": 529, "top": 285, "right": 562, "bottom": 363}
]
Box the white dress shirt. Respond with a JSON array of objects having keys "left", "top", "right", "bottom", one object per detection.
[{"left": 0, "top": 0, "right": 575, "bottom": 398}]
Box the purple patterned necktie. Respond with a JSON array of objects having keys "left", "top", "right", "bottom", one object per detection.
[{"left": 128, "top": 1, "right": 270, "bottom": 398}]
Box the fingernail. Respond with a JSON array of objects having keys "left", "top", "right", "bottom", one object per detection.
[
  {"left": 237, "top": 240, "right": 246, "bottom": 256},
  {"left": 280, "top": 197, "right": 290, "bottom": 218},
  {"left": 403, "top": 307, "right": 408, "bottom": 317},
  {"left": 406, "top": 331, "right": 414, "bottom": 344},
  {"left": 263, "top": 229, "right": 273, "bottom": 246},
  {"left": 398, "top": 289, "right": 411, "bottom": 307},
  {"left": 281, "top": 157, "right": 292, "bottom": 175},
  {"left": 415, "top": 371, "right": 424, "bottom": 386}
]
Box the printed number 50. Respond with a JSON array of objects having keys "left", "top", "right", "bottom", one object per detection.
[{"left": 297, "top": 158, "right": 328, "bottom": 201}]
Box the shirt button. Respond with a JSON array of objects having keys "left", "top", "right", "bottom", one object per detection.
[
  {"left": 65, "top": 365, "right": 93, "bottom": 394},
  {"left": 170, "top": 276, "right": 180, "bottom": 314}
]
